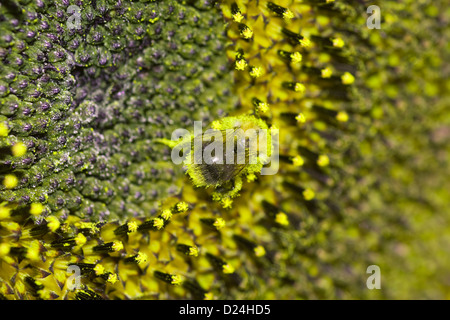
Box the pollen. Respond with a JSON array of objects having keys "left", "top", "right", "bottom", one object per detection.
[
  {"left": 246, "top": 173, "right": 257, "bottom": 182},
  {"left": 295, "top": 113, "right": 306, "bottom": 123},
  {"left": 107, "top": 273, "right": 119, "bottom": 284},
  {"left": 3, "top": 174, "right": 18, "bottom": 189},
  {"left": 332, "top": 37, "right": 345, "bottom": 48},
  {"left": 213, "top": 217, "right": 226, "bottom": 230},
  {"left": 341, "top": 72, "right": 355, "bottom": 85},
  {"left": 94, "top": 264, "right": 105, "bottom": 276},
  {"left": 299, "top": 37, "right": 311, "bottom": 48},
  {"left": 294, "top": 83, "right": 306, "bottom": 93},
  {"left": 127, "top": 221, "right": 138, "bottom": 232},
  {"left": 303, "top": 188, "right": 315, "bottom": 201},
  {"left": 241, "top": 27, "right": 253, "bottom": 39},
  {"left": 30, "top": 202, "right": 44, "bottom": 216},
  {"left": 176, "top": 201, "right": 189, "bottom": 213},
  {"left": 321, "top": 67, "right": 333, "bottom": 78},
  {"left": 161, "top": 209, "right": 173, "bottom": 220},
  {"left": 11, "top": 142, "right": 27, "bottom": 157},
  {"left": 170, "top": 275, "right": 183, "bottom": 285},
  {"left": 336, "top": 111, "right": 349, "bottom": 122},
  {"left": 188, "top": 246, "right": 199, "bottom": 257},
  {"left": 250, "top": 66, "right": 263, "bottom": 78},
  {"left": 235, "top": 59, "right": 247, "bottom": 70},
  {"left": 317, "top": 155, "right": 330, "bottom": 167},
  {"left": 47, "top": 216, "right": 60, "bottom": 232},
  {"left": 75, "top": 233, "right": 87, "bottom": 246},
  {"left": 232, "top": 12, "right": 244, "bottom": 23},
  {"left": 221, "top": 198, "right": 233, "bottom": 209},
  {"left": 112, "top": 240, "right": 124, "bottom": 252},
  {"left": 292, "top": 155, "right": 304, "bottom": 167},
  {"left": 153, "top": 217, "right": 165, "bottom": 230},
  {"left": 222, "top": 263, "right": 235, "bottom": 274},
  {"left": 254, "top": 245, "right": 266, "bottom": 257},
  {"left": 135, "top": 252, "right": 148, "bottom": 264},
  {"left": 290, "top": 52, "right": 302, "bottom": 63},
  {"left": 275, "top": 212, "right": 289, "bottom": 226},
  {"left": 283, "top": 10, "right": 294, "bottom": 21}
]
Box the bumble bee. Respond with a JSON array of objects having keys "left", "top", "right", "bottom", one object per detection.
[{"left": 157, "top": 115, "right": 274, "bottom": 208}]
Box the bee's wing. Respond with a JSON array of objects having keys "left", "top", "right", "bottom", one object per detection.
[{"left": 189, "top": 129, "right": 249, "bottom": 186}]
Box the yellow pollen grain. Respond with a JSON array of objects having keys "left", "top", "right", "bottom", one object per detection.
[
  {"left": 176, "top": 201, "right": 189, "bottom": 212},
  {"left": 303, "top": 188, "right": 315, "bottom": 201},
  {"left": 336, "top": 111, "right": 349, "bottom": 122},
  {"left": 317, "top": 155, "right": 330, "bottom": 167},
  {"left": 188, "top": 246, "right": 199, "bottom": 257},
  {"left": 222, "top": 263, "right": 235, "bottom": 274},
  {"left": 171, "top": 275, "right": 182, "bottom": 285},
  {"left": 153, "top": 218, "right": 165, "bottom": 230},
  {"left": 213, "top": 217, "right": 226, "bottom": 230},
  {"left": 221, "top": 198, "right": 233, "bottom": 209},
  {"left": 254, "top": 245, "right": 266, "bottom": 257},
  {"left": 250, "top": 66, "right": 263, "bottom": 78},
  {"left": 161, "top": 209, "right": 172, "bottom": 220},
  {"left": 75, "top": 233, "right": 87, "bottom": 246},
  {"left": 235, "top": 59, "right": 247, "bottom": 70},
  {"left": 341, "top": 72, "right": 355, "bottom": 85},
  {"left": 332, "top": 37, "right": 345, "bottom": 48},
  {"left": 292, "top": 155, "right": 304, "bottom": 167},
  {"left": 299, "top": 37, "right": 311, "bottom": 48},
  {"left": 283, "top": 10, "right": 294, "bottom": 20},
  {"left": 275, "top": 212, "right": 289, "bottom": 226},
  {"left": 127, "top": 221, "right": 138, "bottom": 232},
  {"left": 294, "top": 83, "right": 306, "bottom": 93},
  {"left": 3, "top": 174, "right": 18, "bottom": 189},
  {"left": 232, "top": 12, "right": 244, "bottom": 23},
  {"left": 94, "top": 264, "right": 105, "bottom": 276},
  {"left": 321, "top": 67, "right": 333, "bottom": 78},
  {"left": 290, "top": 52, "right": 302, "bottom": 63},
  {"left": 47, "top": 216, "right": 60, "bottom": 232},
  {"left": 241, "top": 27, "right": 253, "bottom": 39},
  {"left": 11, "top": 142, "right": 27, "bottom": 157},
  {"left": 112, "top": 240, "right": 123, "bottom": 252},
  {"left": 107, "top": 273, "right": 118, "bottom": 284},
  {"left": 30, "top": 202, "right": 44, "bottom": 216},
  {"left": 136, "top": 252, "right": 148, "bottom": 264},
  {"left": 295, "top": 113, "right": 306, "bottom": 123}
]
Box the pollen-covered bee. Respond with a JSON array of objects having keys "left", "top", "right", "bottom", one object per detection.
[{"left": 156, "top": 114, "right": 276, "bottom": 208}]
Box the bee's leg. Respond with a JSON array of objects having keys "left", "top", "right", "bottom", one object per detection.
[
  {"left": 212, "top": 176, "right": 244, "bottom": 208},
  {"left": 228, "top": 176, "right": 243, "bottom": 199}
]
